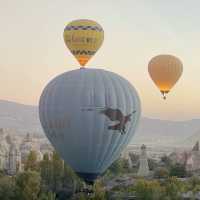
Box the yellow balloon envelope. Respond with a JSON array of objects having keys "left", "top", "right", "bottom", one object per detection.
[
  {"left": 63, "top": 19, "right": 104, "bottom": 67},
  {"left": 148, "top": 55, "right": 183, "bottom": 100}
]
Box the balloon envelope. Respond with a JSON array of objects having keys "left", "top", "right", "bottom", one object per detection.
[
  {"left": 148, "top": 55, "right": 183, "bottom": 99},
  {"left": 39, "top": 68, "right": 141, "bottom": 184},
  {"left": 63, "top": 19, "right": 104, "bottom": 67}
]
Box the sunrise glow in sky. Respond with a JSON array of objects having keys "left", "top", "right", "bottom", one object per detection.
[{"left": 0, "top": 0, "right": 199, "bottom": 120}]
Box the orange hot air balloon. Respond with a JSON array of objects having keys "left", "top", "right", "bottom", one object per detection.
[
  {"left": 148, "top": 55, "right": 183, "bottom": 100},
  {"left": 63, "top": 19, "right": 104, "bottom": 67}
]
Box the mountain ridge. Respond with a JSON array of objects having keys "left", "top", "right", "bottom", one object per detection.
[{"left": 0, "top": 100, "right": 199, "bottom": 145}]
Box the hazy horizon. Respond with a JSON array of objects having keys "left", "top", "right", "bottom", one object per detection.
[
  {"left": 1, "top": 0, "right": 200, "bottom": 121},
  {"left": 0, "top": 98, "right": 199, "bottom": 123}
]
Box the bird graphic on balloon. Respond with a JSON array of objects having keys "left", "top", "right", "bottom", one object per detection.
[
  {"left": 82, "top": 107, "right": 136, "bottom": 135},
  {"left": 100, "top": 108, "right": 136, "bottom": 134}
]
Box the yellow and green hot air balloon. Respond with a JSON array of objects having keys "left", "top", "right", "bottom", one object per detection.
[
  {"left": 63, "top": 19, "right": 104, "bottom": 67},
  {"left": 148, "top": 55, "right": 183, "bottom": 100}
]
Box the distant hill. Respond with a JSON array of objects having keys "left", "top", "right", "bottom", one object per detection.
[
  {"left": 0, "top": 100, "right": 199, "bottom": 145},
  {"left": 133, "top": 117, "right": 200, "bottom": 145},
  {"left": 0, "top": 100, "right": 41, "bottom": 133}
]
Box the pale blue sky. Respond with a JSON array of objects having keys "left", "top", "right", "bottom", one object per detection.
[{"left": 0, "top": 0, "right": 200, "bottom": 120}]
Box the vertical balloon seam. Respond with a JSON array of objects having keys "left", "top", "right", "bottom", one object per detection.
[
  {"left": 42, "top": 82, "right": 56, "bottom": 154},
  {"left": 102, "top": 75, "right": 135, "bottom": 171},
  {"left": 96, "top": 70, "right": 111, "bottom": 172},
  {"left": 90, "top": 69, "right": 100, "bottom": 172},
  {"left": 97, "top": 71, "right": 125, "bottom": 172},
  {"left": 97, "top": 71, "right": 121, "bottom": 171},
  {"left": 81, "top": 70, "right": 87, "bottom": 165},
  {"left": 67, "top": 70, "right": 82, "bottom": 172},
  {"left": 94, "top": 70, "right": 114, "bottom": 171},
  {"left": 92, "top": 70, "right": 106, "bottom": 171},
  {"left": 120, "top": 78, "right": 140, "bottom": 148},
  {"left": 63, "top": 71, "right": 78, "bottom": 170},
  {"left": 45, "top": 82, "right": 55, "bottom": 144},
  {"left": 173, "top": 59, "right": 177, "bottom": 87},
  {"left": 107, "top": 81, "right": 140, "bottom": 171},
  {"left": 112, "top": 74, "right": 140, "bottom": 170},
  {"left": 39, "top": 88, "right": 46, "bottom": 135},
  {"left": 96, "top": 70, "right": 119, "bottom": 172},
  {"left": 57, "top": 77, "right": 68, "bottom": 158},
  {"left": 82, "top": 70, "right": 92, "bottom": 171},
  {"left": 42, "top": 87, "right": 50, "bottom": 140},
  {"left": 93, "top": 70, "right": 108, "bottom": 172},
  {"left": 72, "top": 70, "right": 93, "bottom": 170},
  {"left": 169, "top": 59, "right": 174, "bottom": 88},
  {"left": 50, "top": 79, "right": 62, "bottom": 156},
  {"left": 44, "top": 87, "right": 53, "bottom": 146},
  {"left": 170, "top": 60, "right": 175, "bottom": 89},
  {"left": 100, "top": 74, "right": 127, "bottom": 171},
  {"left": 88, "top": 70, "right": 99, "bottom": 172},
  {"left": 104, "top": 73, "right": 129, "bottom": 164},
  {"left": 91, "top": 27, "right": 96, "bottom": 64},
  {"left": 83, "top": 28, "right": 92, "bottom": 66},
  {"left": 91, "top": 70, "right": 99, "bottom": 171}
]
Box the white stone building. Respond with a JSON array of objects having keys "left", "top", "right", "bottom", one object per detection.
[
  {"left": 137, "top": 144, "right": 150, "bottom": 177},
  {"left": 0, "top": 130, "right": 21, "bottom": 174},
  {"left": 7, "top": 141, "right": 21, "bottom": 175},
  {"left": 121, "top": 149, "right": 133, "bottom": 168},
  {"left": 0, "top": 129, "right": 9, "bottom": 170},
  {"left": 0, "top": 130, "right": 50, "bottom": 175}
]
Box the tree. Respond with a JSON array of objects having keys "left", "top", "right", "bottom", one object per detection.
[
  {"left": 71, "top": 192, "right": 88, "bottom": 200},
  {"left": 148, "top": 158, "right": 158, "bottom": 171},
  {"left": 40, "top": 153, "right": 53, "bottom": 189},
  {"left": 161, "top": 155, "right": 173, "bottom": 169},
  {"left": 91, "top": 180, "right": 106, "bottom": 200},
  {"left": 185, "top": 176, "right": 200, "bottom": 194},
  {"left": 0, "top": 169, "right": 6, "bottom": 178},
  {"left": 108, "top": 159, "right": 126, "bottom": 175},
  {"left": 134, "top": 179, "right": 164, "bottom": 200},
  {"left": 164, "top": 177, "right": 185, "bottom": 200},
  {"left": 0, "top": 176, "right": 16, "bottom": 200},
  {"left": 63, "top": 164, "right": 75, "bottom": 188},
  {"left": 24, "top": 151, "right": 38, "bottom": 171},
  {"left": 129, "top": 153, "right": 139, "bottom": 162},
  {"left": 15, "top": 171, "right": 41, "bottom": 200},
  {"left": 63, "top": 163, "right": 83, "bottom": 194},
  {"left": 169, "top": 163, "right": 187, "bottom": 178},
  {"left": 38, "top": 191, "right": 56, "bottom": 200},
  {"left": 154, "top": 167, "right": 169, "bottom": 179},
  {"left": 51, "top": 151, "right": 64, "bottom": 192}
]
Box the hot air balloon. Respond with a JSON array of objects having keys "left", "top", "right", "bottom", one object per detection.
[
  {"left": 39, "top": 68, "right": 141, "bottom": 184},
  {"left": 63, "top": 19, "right": 104, "bottom": 67},
  {"left": 148, "top": 55, "right": 183, "bottom": 100}
]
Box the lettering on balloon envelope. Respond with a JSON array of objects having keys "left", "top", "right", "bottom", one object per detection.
[
  {"left": 66, "top": 35, "right": 98, "bottom": 44},
  {"left": 48, "top": 115, "right": 71, "bottom": 139}
]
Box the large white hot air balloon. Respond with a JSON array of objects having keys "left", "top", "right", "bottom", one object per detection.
[{"left": 39, "top": 68, "right": 141, "bottom": 184}]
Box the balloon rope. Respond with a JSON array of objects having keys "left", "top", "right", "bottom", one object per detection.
[{"left": 161, "top": 91, "right": 167, "bottom": 100}]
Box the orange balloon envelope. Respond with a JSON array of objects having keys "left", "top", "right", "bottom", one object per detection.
[{"left": 148, "top": 55, "right": 183, "bottom": 100}]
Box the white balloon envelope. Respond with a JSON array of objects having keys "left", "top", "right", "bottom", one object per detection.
[{"left": 39, "top": 68, "right": 141, "bottom": 184}]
